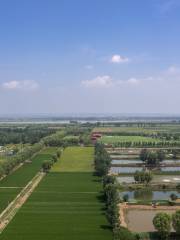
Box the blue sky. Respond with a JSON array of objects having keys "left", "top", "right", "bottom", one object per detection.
[{"left": 0, "top": 0, "right": 180, "bottom": 115}]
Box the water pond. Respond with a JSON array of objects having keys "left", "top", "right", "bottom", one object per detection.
[
  {"left": 120, "top": 190, "right": 180, "bottom": 201},
  {"left": 117, "top": 175, "right": 180, "bottom": 184},
  {"left": 112, "top": 159, "right": 142, "bottom": 164},
  {"left": 110, "top": 167, "right": 143, "bottom": 174},
  {"left": 161, "top": 166, "right": 180, "bottom": 172}
]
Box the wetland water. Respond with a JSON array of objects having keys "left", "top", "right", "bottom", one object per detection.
[
  {"left": 126, "top": 209, "right": 176, "bottom": 232},
  {"left": 120, "top": 190, "right": 180, "bottom": 201},
  {"left": 110, "top": 166, "right": 143, "bottom": 174},
  {"left": 112, "top": 159, "right": 142, "bottom": 164},
  {"left": 117, "top": 175, "right": 180, "bottom": 184},
  {"left": 111, "top": 166, "right": 180, "bottom": 174}
]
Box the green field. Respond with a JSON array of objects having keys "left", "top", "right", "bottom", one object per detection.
[
  {"left": 0, "top": 149, "right": 53, "bottom": 213},
  {"left": 40, "top": 147, "right": 59, "bottom": 154},
  {"left": 52, "top": 147, "right": 94, "bottom": 172},
  {"left": 99, "top": 135, "right": 160, "bottom": 144},
  {"left": 93, "top": 125, "right": 180, "bottom": 134},
  {"left": 0, "top": 147, "right": 112, "bottom": 240}
]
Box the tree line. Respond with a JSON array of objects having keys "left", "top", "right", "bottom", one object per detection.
[
  {"left": 94, "top": 143, "right": 139, "bottom": 240},
  {"left": 0, "top": 126, "right": 56, "bottom": 145},
  {"left": 108, "top": 141, "right": 180, "bottom": 148}
]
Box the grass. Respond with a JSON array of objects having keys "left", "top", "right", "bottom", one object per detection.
[
  {"left": 0, "top": 149, "right": 54, "bottom": 213},
  {"left": 40, "top": 147, "right": 59, "bottom": 154},
  {"left": 0, "top": 147, "right": 112, "bottom": 240},
  {"left": 93, "top": 125, "right": 180, "bottom": 134},
  {"left": 0, "top": 173, "right": 112, "bottom": 240},
  {"left": 51, "top": 146, "right": 94, "bottom": 172}
]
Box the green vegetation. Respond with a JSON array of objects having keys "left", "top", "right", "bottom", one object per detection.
[
  {"left": 172, "top": 210, "right": 180, "bottom": 234},
  {"left": 95, "top": 143, "right": 111, "bottom": 176},
  {"left": 99, "top": 135, "right": 180, "bottom": 147},
  {"left": 0, "top": 173, "right": 112, "bottom": 240},
  {"left": 134, "top": 171, "right": 153, "bottom": 184},
  {"left": 52, "top": 146, "right": 94, "bottom": 172},
  {"left": 0, "top": 150, "right": 53, "bottom": 213},
  {"left": 0, "top": 126, "right": 55, "bottom": 144},
  {"left": 153, "top": 213, "right": 172, "bottom": 239},
  {"left": 140, "top": 149, "right": 165, "bottom": 166},
  {"left": 0, "top": 146, "right": 112, "bottom": 240},
  {"left": 100, "top": 136, "right": 158, "bottom": 144}
]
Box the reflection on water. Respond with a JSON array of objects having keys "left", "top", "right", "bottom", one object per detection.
[
  {"left": 111, "top": 166, "right": 180, "bottom": 174},
  {"left": 161, "top": 166, "right": 180, "bottom": 172},
  {"left": 110, "top": 167, "right": 143, "bottom": 174},
  {"left": 112, "top": 159, "right": 142, "bottom": 164},
  {"left": 120, "top": 189, "right": 180, "bottom": 201}
]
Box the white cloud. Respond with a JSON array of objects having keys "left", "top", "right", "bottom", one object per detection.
[
  {"left": 81, "top": 75, "right": 113, "bottom": 88},
  {"left": 110, "top": 54, "right": 129, "bottom": 63},
  {"left": 127, "top": 78, "right": 140, "bottom": 85},
  {"left": 2, "top": 80, "right": 39, "bottom": 91},
  {"left": 166, "top": 65, "right": 180, "bottom": 75},
  {"left": 82, "top": 75, "right": 141, "bottom": 88}
]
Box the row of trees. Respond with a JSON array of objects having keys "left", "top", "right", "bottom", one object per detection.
[
  {"left": 94, "top": 143, "right": 111, "bottom": 176},
  {"left": 42, "top": 149, "right": 62, "bottom": 172},
  {"left": 0, "top": 130, "right": 65, "bottom": 179},
  {"left": 0, "top": 126, "right": 56, "bottom": 145},
  {"left": 103, "top": 132, "right": 180, "bottom": 141},
  {"left": 94, "top": 143, "right": 139, "bottom": 240},
  {"left": 153, "top": 211, "right": 180, "bottom": 239},
  {"left": 110, "top": 141, "right": 180, "bottom": 148},
  {"left": 0, "top": 142, "right": 44, "bottom": 178},
  {"left": 43, "top": 130, "right": 92, "bottom": 147}
]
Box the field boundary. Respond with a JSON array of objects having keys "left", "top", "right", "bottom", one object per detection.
[{"left": 0, "top": 171, "right": 45, "bottom": 233}]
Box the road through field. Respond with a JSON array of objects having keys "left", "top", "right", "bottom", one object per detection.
[{"left": 0, "top": 172, "right": 45, "bottom": 233}]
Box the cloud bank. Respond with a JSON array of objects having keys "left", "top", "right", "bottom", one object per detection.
[{"left": 2, "top": 80, "right": 39, "bottom": 91}]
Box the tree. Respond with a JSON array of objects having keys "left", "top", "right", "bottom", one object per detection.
[
  {"left": 134, "top": 171, "right": 153, "bottom": 184},
  {"left": 172, "top": 210, "right": 180, "bottom": 235},
  {"left": 42, "top": 160, "right": 52, "bottom": 172},
  {"left": 146, "top": 151, "right": 158, "bottom": 165},
  {"left": 52, "top": 154, "right": 58, "bottom": 163},
  {"left": 157, "top": 150, "right": 165, "bottom": 162},
  {"left": 153, "top": 212, "right": 171, "bottom": 239},
  {"left": 140, "top": 149, "right": 148, "bottom": 162},
  {"left": 114, "top": 227, "right": 136, "bottom": 240},
  {"left": 123, "top": 194, "right": 129, "bottom": 202},
  {"left": 170, "top": 193, "right": 178, "bottom": 201}
]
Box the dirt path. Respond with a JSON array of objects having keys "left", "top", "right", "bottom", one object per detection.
[{"left": 0, "top": 171, "right": 45, "bottom": 233}]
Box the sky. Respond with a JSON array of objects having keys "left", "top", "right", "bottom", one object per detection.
[{"left": 0, "top": 0, "right": 180, "bottom": 115}]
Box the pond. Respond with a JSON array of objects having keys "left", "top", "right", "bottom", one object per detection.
[
  {"left": 163, "top": 159, "right": 180, "bottom": 164},
  {"left": 126, "top": 209, "right": 175, "bottom": 232},
  {"left": 117, "top": 175, "right": 180, "bottom": 184},
  {"left": 112, "top": 159, "right": 143, "bottom": 164},
  {"left": 111, "top": 155, "right": 138, "bottom": 159},
  {"left": 161, "top": 166, "right": 180, "bottom": 172},
  {"left": 120, "top": 190, "right": 180, "bottom": 201},
  {"left": 110, "top": 167, "right": 143, "bottom": 174}
]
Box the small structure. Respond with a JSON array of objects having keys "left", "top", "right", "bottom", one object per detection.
[{"left": 91, "top": 132, "right": 102, "bottom": 143}]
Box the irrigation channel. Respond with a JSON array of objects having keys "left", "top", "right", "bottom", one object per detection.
[{"left": 0, "top": 172, "right": 45, "bottom": 233}]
